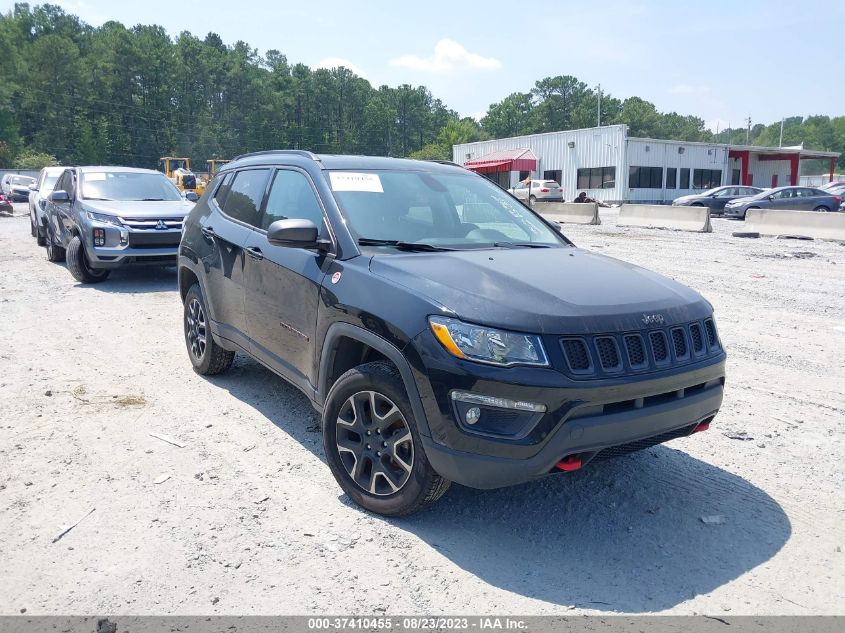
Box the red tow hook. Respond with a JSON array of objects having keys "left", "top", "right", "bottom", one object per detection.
[
  {"left": 556, "top": 455, "right": 582, "bottom": 471},
  {"left": 692, "top": 420, "right": 711, "bottom": 434}
]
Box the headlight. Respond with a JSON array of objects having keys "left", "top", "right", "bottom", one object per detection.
[
  {"left": 87, "top": 211, "right": 122, "bottom": 226},
  {"left": 428, "top": 316, "right": 548, "bottom": 367}
]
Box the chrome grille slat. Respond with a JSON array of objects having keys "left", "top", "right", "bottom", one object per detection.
[{"left": 120, "top": 216, "right": 185, "bottom": 230}]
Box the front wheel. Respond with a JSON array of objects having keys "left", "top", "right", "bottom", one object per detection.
[
  {"left": 66, "top": 235, "right": 110, "bottom": 283},
  {"left": 322, "top": 361, "right": 450, "bottom": 516},
  {"left": 30, "top": 212, "right": 37, "bottom": 237},
  {"left": 183, "top": 283, "right": 235, "bottom": 375},
  {"left": 528, "top": 194, "right": 537, "bottom": 205}
]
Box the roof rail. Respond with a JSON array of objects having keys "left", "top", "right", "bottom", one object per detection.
[
  {"left": 426, "top": 159, "right": 463, "bottom": 168},
  {"left": 232, "top": 149, "right": 321, "bottom": 162}
]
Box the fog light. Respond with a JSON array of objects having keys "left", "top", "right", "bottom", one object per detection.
[
  {"left": 465, "top": 407, "right": 481, "bottom": 425},
  {"left": 93, "top": 228, "right": 105, "bottom": 247},
  {"left": 119, "top": 230, "right": 128, "bottom": 246}
]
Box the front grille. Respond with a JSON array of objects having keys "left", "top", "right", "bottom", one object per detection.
[
  {"left": 624, "top": 334, "right": 647, "bottom": 368},
  {"left": 690, "top": 323, "right": 704, "bottom": 353},
  {"left": 650, "top": 331, "right": 669, "bottom": 363},
  {"left": 128, "top": 232, "right": 181, "bottom": 249},
  {"left": 121, "top": 217, "right": 184, "bottom": 230},
  {"left": 671, "top": 328, "right": 689, "bottom": 359},
  {"left": 594, "top": 337, "right": 621, "bottom": 371},
  {"left": 561, "top": 338, "right": 591, "bottom": 372},
  {"left": 558, "top": 318, "right": 722, "bottom": 379},
  {"left": 590, "top": 423, "right": 698, "bottom": 462},
  {"left": 705, "top": 319, "right": 719, "bottom": 348}
]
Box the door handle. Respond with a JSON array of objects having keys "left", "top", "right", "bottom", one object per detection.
[
  {"left": 245, "top": 246, "right": 264, "bottom": 261},
  {"left": 201, "top": 225, "right": 216, "bottom": 240}
]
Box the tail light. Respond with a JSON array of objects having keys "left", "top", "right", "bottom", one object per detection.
[
  {"left": 832, "top": 196, "right": 842, "bottom": 204},
  {"left": 540, "top": 188, "right": 549, "bottom": 192}
]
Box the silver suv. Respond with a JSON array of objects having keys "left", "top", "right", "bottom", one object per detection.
[
  {"left": 507, "top": 179, "right": 563, "bottom": 203},
  {"left": 43, "top": 166, "right": 197, "bottom": 283}
]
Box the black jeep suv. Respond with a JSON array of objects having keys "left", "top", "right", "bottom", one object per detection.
[{"left": 178, "top": 150, "right": 726, "bottom": 516}]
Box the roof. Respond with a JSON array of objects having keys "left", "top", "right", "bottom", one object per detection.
[
  {"left": 226, "top": 151, "right": 467, "bottom": 173},
  {"left": 76, "top": 166, "right": 162, "bottom": 175},
  {"left": 464, "top": 148, "right": 538, "bottom": 173}
]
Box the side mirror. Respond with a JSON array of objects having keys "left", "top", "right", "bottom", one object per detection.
[
  {"left": 767, "top": 195, "right": 774, "bottom": 201},
  {"left": 185, "top": 191, "right": 198, "bottom": 202},
  {"left": 267, "top": 218, "right": 320, "bottom": 249},
  {"left": 49, "top": 190, "right": 70, "bottom": 203}
]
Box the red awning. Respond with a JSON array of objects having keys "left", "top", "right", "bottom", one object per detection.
[{"left": 464, "top": 148, "right": 537, "bottom": 173}]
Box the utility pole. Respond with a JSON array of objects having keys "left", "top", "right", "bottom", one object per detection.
[
  {"left": 596, "top": 84, "right": 601, "bottom": 127},
  {"left": 746, "top": 116, "right": 752, "bottom": 144},
  {"left": 779, "top": 117, "right": 784, "bottom": 147}
]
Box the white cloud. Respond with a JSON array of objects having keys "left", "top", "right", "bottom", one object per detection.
[
  {"left": 390, "top": 38, "right": 502, "bottom": 73},
  {"left": 315, "top": 57, "right": 368, "bottom": 80},
  {"left": 669, "top": 84, "right": 710, "bottom": 95}
]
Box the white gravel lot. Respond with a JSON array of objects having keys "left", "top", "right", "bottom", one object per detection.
[{"left": 0, "top": 203, "right": 843, "bottom": 616}]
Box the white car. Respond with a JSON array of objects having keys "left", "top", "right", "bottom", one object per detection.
[
  {"left": 507, "top": 179, "right": 563, "bottom": 203},
  {"left": 29, "top": 166, "right": 65, "bottom": 245},
  {"left": 1, "top": 174, "right": 36, "bottom": 201}
]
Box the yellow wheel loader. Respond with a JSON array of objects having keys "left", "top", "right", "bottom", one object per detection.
[{"left": 159, "top": 157, "right": 205, "bottom": 197}]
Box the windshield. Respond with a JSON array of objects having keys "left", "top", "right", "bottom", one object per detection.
[
  {"left": 80, "top": 171, "right": 182, "bottom": 201},
  {"left": 326, "top": 170, "right": 564, "bottom": 249},
  {"left": 42, "top": 174, "right": 60, "bottom": 190},
  {"left": 12, "top": 176, "right": 35, "bottom": 185}
]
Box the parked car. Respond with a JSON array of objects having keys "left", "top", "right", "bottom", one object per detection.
[
  {"left": 29, "top": 166, "right": 65, "bottom": 246},
  {"left": 178, "top": 150, "right": 726, "bottom": 516},
  {"left": 507, "top": 179, "right": 563, "bottom": 203},
  {"left": 724, "top": 186, "right": 843, "bottom": 219},
  {"left": 672, "top": 185, "right": 762, "bottom": 215},
  {"left": 0, "top": 192, "right": 12, "bottom": 215},
  {"left": 43, "top": 166, "right": 198, "bottom": 283},
  {"left": 819, "top": 180, "right": 845, "bottom": 192},
  {"left": 1, "top": 174, "right": 36, "bottom": 201}
]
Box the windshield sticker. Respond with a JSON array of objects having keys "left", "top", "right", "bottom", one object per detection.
[
  {"left": 85, "top": 173, "right": 107, "bottom": 181},
  {"left": 330, "top": 172, "right": 383, "bottom": 193}
]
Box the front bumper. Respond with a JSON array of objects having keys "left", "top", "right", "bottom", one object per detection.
[
  {"left": 83, "top": 220, "right": 181, "bottom": 268},
  {"left": 408, "top": 330, "right": 726, "bottom": 489},
  {"left": 723, "top": 207, "right": 745, "bottom": 218}
]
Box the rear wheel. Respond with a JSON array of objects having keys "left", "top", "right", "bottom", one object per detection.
[
  {"left": 183, "top": 283, "right": 235, "bottom": 375},
  {"left": 66, "top": 235, "right": 110, "bottom": 283},
  {"left": 529, "top": 194, "right": 537, "bottom": 205},
  {"left": 813, "top": 205, "right": 831, "bottom": 212},
  {"left": 30, "top": 212, "right": 37, "bottom": 237},
  {"left": 323, "top": 361, "right": 450, "bottom": 516},
  {"left": 44, "top": 228, "right": 65, "bottom": 262}
]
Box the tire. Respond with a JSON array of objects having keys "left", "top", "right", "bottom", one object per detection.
[
  {"left": 813, "top": 205, "right": 830, "bottom": 212},
  {"left": 529, "top": 195, "right": 537, "bottom": 205},
  {"left": 30, "top": 212, "right": 37, "bottom": 237},
  {"left": 743, "top": 206, "right": 760, "bottom": 220},
  {"left": 66, "top": 235, "right": 110, "bottom": 283},
  {"left": 322, "top": 361, "right": 450, "bottom": 516},
  {"left": 183, "top": 283, "right": 235, "bottom": 375},
  {"left": 44, "top": 228, "right": 66, "bottom": 263},
  {"left": 36, "top": 223, "right": 46, "bottom": 247}
]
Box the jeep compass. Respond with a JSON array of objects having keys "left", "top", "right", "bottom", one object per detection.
[{"left": 178, "top": 151, "right": 726, "bottom": 516}]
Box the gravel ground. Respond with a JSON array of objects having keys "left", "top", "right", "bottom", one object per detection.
[{"left": 0, "top": 203, "right": 843, "bottom": 616}]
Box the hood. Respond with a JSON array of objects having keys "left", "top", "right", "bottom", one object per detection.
[
  {"left": 81, "top": 199, "right": 194, "bottom": 218},
  {"left": 673, "top": 194, "right": 697, "bottom": 203},
  {"left": 369, "top": 247, "right": 711, "bottom": 335},
  {"left": 725, "top": 196, "right": 756, "bottom": 206}
]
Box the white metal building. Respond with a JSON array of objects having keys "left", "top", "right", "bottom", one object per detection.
[{"left": 453, "top": 124, "right": 840, "bottom": 203}]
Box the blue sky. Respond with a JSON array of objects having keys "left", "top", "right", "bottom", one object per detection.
[{"left": 9, "top": 0, "right": 844, "bottom": 131}]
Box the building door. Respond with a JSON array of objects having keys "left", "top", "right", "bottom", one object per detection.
[{"left": 771, "top": 174, "right": 778, "bottom": 188}]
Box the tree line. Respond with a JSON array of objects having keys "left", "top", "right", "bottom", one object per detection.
[{"left": 1, "top": 3, "right": 843, "bottom": 172}]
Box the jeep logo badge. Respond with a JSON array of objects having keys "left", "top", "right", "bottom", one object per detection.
[{"left": 642, "top": 313, "right": 665, "bottom": 326}]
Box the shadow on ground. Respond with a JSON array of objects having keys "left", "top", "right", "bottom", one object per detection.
[
  {"left": 81, "top": 265, "right": 178, "bottom": 293},
  {"left": 210, "top": 353, "right": 791, "bottom": 613}
]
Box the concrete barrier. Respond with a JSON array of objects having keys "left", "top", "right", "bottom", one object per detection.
[
  {"left": 744, "top": 208, "right": 845, "bottom": 241},
  {"left": 618, "top": 204, "right": 712, "bottom": 233},
  {"left": 535, "top": 202, "right": 600, "bottom": 225}
]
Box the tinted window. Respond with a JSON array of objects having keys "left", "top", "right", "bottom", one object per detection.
[
  {"left": 262, "top": 170, "right": 324, "bottom": 232},
  {"left": 577, "top": 166, "right": 616, "bottom": 189},
  {"left": 628, "top": 166, "right": 662, "bottom": 189},
  {"left": 693, "top": 169, "right": 722, "bottom": 189},
  {"left": 221, "top": 169, "right": 270, "bottom": 227},
  {"left": 666, "top": 168, "right": 677, "bottom": 190},
  {"left": 680, "top": 168, "right": 690, "bottom": 189},
  {"left": 214, "top": 172, "right": 234, "bottom": 207}
]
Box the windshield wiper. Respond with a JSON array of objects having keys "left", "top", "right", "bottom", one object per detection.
[
  {"left": 358, "top": 238, "right": 453, "bottom": 252},
  {"left": 136, "top": 198, "right": 166, "bottom": 201},
  {"left": 492, "top": 242, "right": 553, "bottom": 248},
  {"left": 84, "top": 197, "right": 112, "bottom": 201}
]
